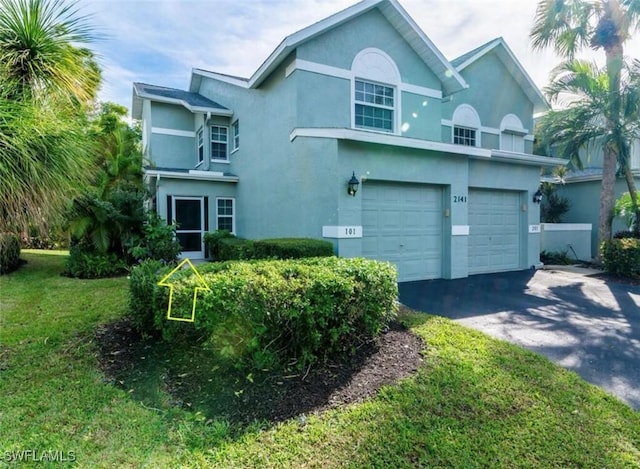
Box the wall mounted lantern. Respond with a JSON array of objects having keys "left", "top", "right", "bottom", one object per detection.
[
  {"left": 347, "top": 171, "right": 360, "bottom": 196},
  {"left": 532, "top": 187, "right": 543, "bottom": 204}
]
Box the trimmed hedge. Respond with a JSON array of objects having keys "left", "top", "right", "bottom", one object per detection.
[
  {"left": 253, "top": 238, "right": 334, "bottom": 259},
  {"left": 204, "top": 231, "right": 334, "bottom": 261},
  {"left": 0, "top": 234, "right": 21, "bottom": 275},
  {"left": 128, "top": 257, "right": 398, "bottom": 369},
  {"left": 601, "top": 238, "right": 640, "bottom": 278},
  {"left": 63, "top": 247, "right": 128, "bottom": 279}
]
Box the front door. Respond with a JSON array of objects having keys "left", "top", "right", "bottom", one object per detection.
[{"left": 173, "top": 196, "right": 205, "bottom": 259}]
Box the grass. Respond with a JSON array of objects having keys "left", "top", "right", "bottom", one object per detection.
[{"left": 1, "top": 250, "right": 639, "bottom": 467}]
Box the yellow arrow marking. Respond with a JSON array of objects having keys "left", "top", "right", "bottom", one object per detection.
[{"left": 157, "top": 258, "right": 211, "bottom": 323}]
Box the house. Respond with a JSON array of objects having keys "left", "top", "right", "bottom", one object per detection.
[
  {"left": 132, "top": 0, "right": 564, "bottom": 282},
  {"left": 547, "top": 143, "right": 640, "bottom": 258}
]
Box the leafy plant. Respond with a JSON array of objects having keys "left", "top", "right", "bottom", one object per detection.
[
  {"left": 540, "top": 182, "right": 570, "bottom": 223},
  {"left": 540, "top": 250, "right": 573, "bottom": 265},
  {"left": 0, "top": 233, "right": 21, "bottom": 274},
  {"left": 129, "top": 257, "right": 398, "bottom": 369},
  {"left": 601, "top": 238, "right": 640, "bottom": 278},
  {"left": 614, "top": 192, "right": 638, "bottom": 234},
  {"left": 62, "top": 247, "right": 128, "bottom": 279},
  {"left": 203, "top": 230, "right": 234, "bottom": 260},
  {"left": 252, "top": 238, "right": 334, "bottom": 259},
  {"left": 129, "top": 212, "right": 182, "bottom": 264}
]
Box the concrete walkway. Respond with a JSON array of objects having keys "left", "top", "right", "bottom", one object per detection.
[{"left": 398, "top": 268, "right": 640, "bottom": 410}]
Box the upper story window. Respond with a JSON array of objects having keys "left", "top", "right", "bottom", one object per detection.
[
  {"left": 196, "top": 127, "right": 204, "bottom": 164},
  {"left": 351, "top": 48, "right": 400, "bottom": 134},
  {"left": 354, "top": 80, "right": 395, "bottom": 132},
  {"left": 452, "top": 104, "right": 481, "bottom": 147},
  {"left": 210, "top": 125, "right": 228, "bottom": 161},
  {"left": 453, "top": 126, "right": 476, "bottom": 146},
  {"left": 232, "top": 120, "right": 239, "bottom": 152},
  {"left": 500, "top": 114, "right": 526, "bottom": 153}
]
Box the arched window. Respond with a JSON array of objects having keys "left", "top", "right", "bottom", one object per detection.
[
  {"left": 351, "top": 48, "right": 400, "bottom": 133},
  {"left": 500, "top": 114, "right": 526, "bottom": 152},
  {"left": 452, "top": 104, "right": 481, "bottom": 147}
]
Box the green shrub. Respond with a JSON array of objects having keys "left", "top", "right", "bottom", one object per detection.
[
  {"left": 0, "top": 234, "right": 21, "bottom": 275},
  {"left": 128, "top": 259, "right": 169, "bottom": 333},
  {"left": 203, "top": 230, "right": 234, "bottom": 260},
  {"left": 217, "top": 237, "right": 255, "bottom": 260},
  {"left": 601, "top": 238, "right": 640, "bottom": 278},
  {"left": 128, "top": 212, "right": 182, "bottom": 263},
  {"left": 62, "top": 247, "right": 128, "bottom": 279},
  {"left": 253, "top": 238, "right": 334, "bottom": 259},
  {"left": 128, "top": 257, "right": 398, "bottom": 369},
  {"left": 540, "top": 250, "right": 573, "bottom": 265}
]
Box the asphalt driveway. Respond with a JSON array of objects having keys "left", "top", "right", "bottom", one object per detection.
[{"left": 398, "top": 268, "right": 640, "bottom": 410}]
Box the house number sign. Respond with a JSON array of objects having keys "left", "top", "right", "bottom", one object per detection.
[
  {"left": 453, "top": 195, "right": 467, "bottom": 203},
  {"left": 322, "top": 226, "right": 363, "bottom": 239}
]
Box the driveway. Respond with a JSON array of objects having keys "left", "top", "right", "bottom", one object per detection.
[{"left": 398, "top": 268, "right": 640, "bottom": 410}]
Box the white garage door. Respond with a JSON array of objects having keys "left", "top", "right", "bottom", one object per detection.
[
  {"left": 468, "top": 189, "right": 521, "bottom": 274},
  {"left": 362, "top": 182, "right": 443, "bottom": 282}
]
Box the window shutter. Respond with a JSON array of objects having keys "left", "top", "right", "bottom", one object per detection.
[
  {"left": 204, "top": 197, "right": 209, "bottom": 231},
  {"left": 167, "top": 195, "right": 172, "bottom": 223}
]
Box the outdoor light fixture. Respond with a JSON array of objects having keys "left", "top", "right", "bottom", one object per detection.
[
  {"left": 533, "top": 187, "right": 543, "bottom": 204},
  {"left": 347, "top": 171, "right": 360, "bottom": 196}
]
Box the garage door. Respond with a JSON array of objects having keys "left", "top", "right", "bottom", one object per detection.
[
  {"left": 468, "top": 189, "right": 521, "bottom": 274},
  {"left": 362, "top": 182, "right": 443, "bottom": 282}
]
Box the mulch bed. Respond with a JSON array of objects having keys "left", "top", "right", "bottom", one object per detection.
[{"left": 95, "top": 318, "right": 425, "bottom": 426}]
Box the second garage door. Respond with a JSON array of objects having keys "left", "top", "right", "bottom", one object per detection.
[
  {"left": 468, "top": 188, "right": 521, "bottom": 274},
  {"left": 362, "top": 182, "right": 443, "bottom": 282}
]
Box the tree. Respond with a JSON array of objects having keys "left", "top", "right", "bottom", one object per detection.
[
  {"left": 537, "top": 59, "right": 640, "bottom": 235},
  {"left": 531, "top": 0, "right": 640, "bottom": 259},
  {"left": 0, "top": 0, "right": 101, "bottom": 236}
]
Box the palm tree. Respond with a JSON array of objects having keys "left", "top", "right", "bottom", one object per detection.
[
  {"left": 537, "top": 59, "right": 640, "bottom": 235},
  {"left": 0, "top": 0, "right": 101, "bottom": 235},
  {"left": 531, "top": 0, "right": 640, "bottom": 258}
]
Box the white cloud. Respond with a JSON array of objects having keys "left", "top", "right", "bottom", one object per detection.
[{"left": 79, "top": 0, "right": 640, "bottom": 115}]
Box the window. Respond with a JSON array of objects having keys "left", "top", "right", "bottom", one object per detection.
[
  {"left": 210, "top": 125, "right": 228, "bottom": 161},
  {"left": 354, "top": 80, "right": 394, "bottom": 132},
  {"left": 216, "top": 198, "right": 234, "bottom": 233},
  {"left": 500, "top": 114, "right": 526, "bottom": 152},
  {"left": 196, "top": 127, "right": 204, "bottom": 164},
  {"left": 453, "top": 126, "right": 476, "bottom": 146},
  {"left": 232, "top": 121, "right": 239, "bottom": 151}
]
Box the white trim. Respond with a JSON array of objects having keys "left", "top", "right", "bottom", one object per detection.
[
  {"left": 480, "top": 126, "right": 500, "bottom": 136},
  {"left": 290, "top": 127, "right": 567, "bottom": 167},
  {"left": 541, "top": 223, "right": 592, "bottom": 232},
  {"left": 231, "top": 120, "right": 240, "bottom": 152},
  {"left": 400, "top": 82, "right": 442, "bottom": 99},
  {"left": 144, "top": 169, "right": 238, "bottom": 182},
  {"left": 322, "top": 225, "right": 363, "bottom": 238},
  {"left": 152, "top": 127, "right": 195, "bottom": 138},
  {"left": 191, "top": 68, "right": 249, "bottom": 89},
  {"left": 353, "top": 77, "right": 398, "bottom": 134},
  {"left": 452, "top": 225, "right": 469, "bottom": 236},
  {"left": 441, "top": 119, "right": 452, "bottom": 127},
  {"left": 452, "top": 104, "right": 481, "bottom": 147},
  {"left": 454, "top": 38, "right": 548, "bottom": 113},
  {"left": 173, "top": 196, "right": 205, "bottom": 259},
  {"left": 210, "top": 124, "right": 230, "bottom": 162},
  {"left": 286, "top": 59, "right": 352, "bottom": 80},
  {"left": 216, "top": 197, "right": 236, "bottom": 234},
  {"left": 524, "top": 135, "right": 534, "bottom": 141}
]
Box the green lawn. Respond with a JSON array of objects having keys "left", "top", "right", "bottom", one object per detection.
[{"left": 1, "top": 250, "right": 639, "bottom": 467}]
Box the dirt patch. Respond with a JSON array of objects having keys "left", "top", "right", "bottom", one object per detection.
[{"left": 95, "top": 318, "right": 425, "bottom": 426}]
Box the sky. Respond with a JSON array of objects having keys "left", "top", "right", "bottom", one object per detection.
[{"left": 81, "top": 0, "right": 640, "bottom": 116}]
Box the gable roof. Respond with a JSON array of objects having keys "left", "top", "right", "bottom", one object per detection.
[
  {"left": 132, "top": 82, "right": 231, "bottom": 119},
  {"left": 190, "top": 0, "right": 467, "bottom": 96},
  {"left": 452, "top": 37, "right": 548, "bottom": 114}
]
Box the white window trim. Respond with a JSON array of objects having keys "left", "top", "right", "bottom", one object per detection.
[
  {"left": 216, "top": 197, "right": 235, "bottom": 234},
  {"left": 210, "top": 125, "right": 229, "bottom": 162},
  {"left": 452, "top": 125, "right": 478, "bottom": 147},
  {"left": 196, "top": 126, "right": 204, "bottom": 164},
  {"left": 350, "top": 48, "right": 401, "bottom": 136},
  {"left": 231, "top": 120, "right": 239, "bottom": 154},
  {"left": 499, "top": 114, "right": 527, "bottom": 152},
  {"left": 353, "top": 78, "right": 397, "bottom": 134},
  {"left": 451, "top": 104, "right": 481, "bottom": 147}
]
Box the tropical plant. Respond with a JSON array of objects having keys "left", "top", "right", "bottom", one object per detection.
[
  {"left": 531, "top": 0, "right": 640, "bottom": 259},
  {"left": 614, "top": 191, "right": 638, "bottom": 231},
  {"left": 0, "top": 0, "right": 101, "bottom": 236},
  {"left": 536, "top": 59, "right": 640, "bottom": 236},
  {"left": 540, "top": 182, "right": 571, "bottom": 223}
]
